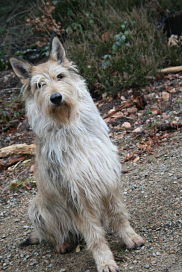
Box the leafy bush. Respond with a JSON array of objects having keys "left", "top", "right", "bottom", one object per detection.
[
  {"left": 53, "top": 1, "right": 181, "bottom": 94},
  {"left": 0, "top": 0, "right": 182, "bottom": 95}
]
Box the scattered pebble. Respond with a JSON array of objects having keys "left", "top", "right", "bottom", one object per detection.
[
  {"left": 122, "top": 122, "right": 131, "bottom": 129},
  {"left": 161, "top": 91, "right": 170, "bottom": 101},
  {"left": 133, "top": 126, "right": 144, "bottom": 133}
]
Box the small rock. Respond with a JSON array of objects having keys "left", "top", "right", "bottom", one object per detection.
[
  {"left": 144, "top": 265, "right": 150, "bottom": 269},
  {"left": 168, "top": 88, "right": 176, "bottom": 93},
  {"left": 122, "top": 122, "right": 131, "bottom": 129},
  {"left": 23, "top": 225, "right": 30, "bottom": 229},
  {"left": 147, "top": 93, "right": 156, "bottom": 99},
  {"left": 30, "top": 260, "right": 38, "bottom": 266},
  {"left": 151, "top": 108, "right": 160, "bottom": 115},
  {"left": 133, "top": 126, "right": 144, "bottom": 133},
  {"left": 162, "top": 113, "right": 170, "bottom": 119},
  {"left": 128, "top": 107, "right": 137, "bottom": 114},
  {"left": 23, "top": 254, "right": 30, "bottom": 260},
  {"left": 29, "top": 164, "right": 35, "bottom": 173},
  {"left": 162, "top": 91, "right": 170, "bottom": 101},
  {"left": 59, "top": 269, "right": 66, "bottom": 272},
  {"left": 131, "top": 184, "right": 138, "bottom": 189}
]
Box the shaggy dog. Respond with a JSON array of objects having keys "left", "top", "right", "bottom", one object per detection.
[{"left": 10, "top": 37, "right": 144, "bottom": 272}]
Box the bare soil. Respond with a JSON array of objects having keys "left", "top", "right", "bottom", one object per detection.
[{"left": 0, "top": 71, "right": 182, "bottom": 272}]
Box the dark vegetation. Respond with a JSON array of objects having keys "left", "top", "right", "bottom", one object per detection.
[{"left": 0, "top": 0, "right": 182, "bottom": 94}]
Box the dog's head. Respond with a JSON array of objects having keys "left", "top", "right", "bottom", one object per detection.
[{"left": 10, "top": 37, "right": 82, "bottom": 125}]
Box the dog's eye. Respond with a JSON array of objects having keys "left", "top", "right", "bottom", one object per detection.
[
  {"left": 57, "top": 73, "right": 64, "bottom": 80},
  {"left": 37, "top": 82, "right": 45, "bottom": 89}
]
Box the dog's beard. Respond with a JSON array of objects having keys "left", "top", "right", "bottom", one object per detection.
[{"left": 47, "top": 98, "right": 78, "bottom": 125}]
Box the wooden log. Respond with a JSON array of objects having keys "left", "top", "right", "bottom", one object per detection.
[
  {"left": 0, "top": 144, "right": 35, "bottom": 158},
  {"left": 159, "top": 66, "right": 182, "bottom": 74}
]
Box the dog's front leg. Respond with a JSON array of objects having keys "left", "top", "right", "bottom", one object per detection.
[{"left": 75, "top": 214, "right": 120, "bottom": 272}]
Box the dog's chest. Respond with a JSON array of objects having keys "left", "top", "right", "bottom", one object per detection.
[{"left": 35, "top": 126, "right": 120, "bottom": 199}]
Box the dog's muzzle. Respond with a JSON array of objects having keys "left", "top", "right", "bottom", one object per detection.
[{"left": 50, "top": 93, "right": 63, "bottom": 106}]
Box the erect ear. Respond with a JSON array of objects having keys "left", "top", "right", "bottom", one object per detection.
[
  {"left": 49, "top": 36, "right": 66, "bottom": 63},
  {"left": 9, "top": 57, "right": 32, "bottom": 80}
]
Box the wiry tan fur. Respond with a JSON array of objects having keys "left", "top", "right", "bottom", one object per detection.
[{"left": 10, "top": 37, "right": 144, "bottom": 272}]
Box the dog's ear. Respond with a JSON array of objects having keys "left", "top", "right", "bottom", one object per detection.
[
  {"left": 9, "top": 57, "right": 32, "bottom": 80},
  {"left": 49, "top": 36, "right": 66, "bottom": 63}
]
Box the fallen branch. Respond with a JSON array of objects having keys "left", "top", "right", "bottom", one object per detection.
[
  {"left": 104, "top": 93, "right": 146, "bottom": 119},
  {"left": 104, "top": 100, "right": 133, "bottom": 119},
  {"left": 0, "top": 143, "right": 35, "bottom": 158},
  {"left": 0, "top": 155, "right": 28, "bottom": 170},
  {"left": 159, "top": 66, "right": 182, "bottom": 74}
]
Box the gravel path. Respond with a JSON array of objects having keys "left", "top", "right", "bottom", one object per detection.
[
  {"left": 0, "top": 70, "right": 182, "bottom": 271},
  {"left": 1, "top": 131, "right": 181, "bottom": 272}
]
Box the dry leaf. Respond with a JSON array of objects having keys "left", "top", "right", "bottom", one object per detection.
[
  {"left": 0, "top": 155, "right": 27, "bottom": 170},
  {"left": 124, "top": 153, "right": 136, "bottom": 162},
  {"left": 128, "top": 107, "right": 137, "bottom": 114},
  {"left": 133, "top": 156, "right": 140, "bottom": 162},
  {"left": 151, "top": 108, "right": 161, "bottom": 115},
  {"left": 104, "top": 117, "right": 111, "bottom": 123},
  {"left": 75, "top": 244, "right": 81, "bottom": 253},
  {"left": 132, "top": 92, "right": 147, "bottom": 110},
  {"left": 104, "top": 99, "right": 134, "bottom": 119},
  {"left": 111, "top": 111, "right": 123, "bottom": 119},
  {"left": 168, "top": 88, "right": 176, "bottom": 93}
]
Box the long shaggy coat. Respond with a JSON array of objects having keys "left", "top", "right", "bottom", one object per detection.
[{"left": 10, "top": 37, "right": 144, "bottom": 272}]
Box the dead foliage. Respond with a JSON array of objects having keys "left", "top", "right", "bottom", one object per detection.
[{"left": 26, "top": 0, "right": 64, "bottom": 47}]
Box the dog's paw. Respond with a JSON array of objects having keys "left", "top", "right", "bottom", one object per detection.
[
  {"left": 98, "top": 261, "right": 120, "bottom": 272},
  {"left": 19, "top": 232, "right": 40, "bottom": 248},
  {"left": 122, "top": 233, "right": 144, "bottom": 250},
  {"left": 56, "top": 241, "right": 75, "bottom": 254}
]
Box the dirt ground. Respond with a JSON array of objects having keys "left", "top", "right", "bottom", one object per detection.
[{"left": 0, "top": 71, "right": 182, "bottom": 272}]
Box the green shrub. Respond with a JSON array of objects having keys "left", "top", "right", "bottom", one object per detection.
[
  {"left": 54, "top": 2, "right": 181, "bottom": 93},
  {"left": 0, "top": 0, "right": 182, "bottom": 95}
]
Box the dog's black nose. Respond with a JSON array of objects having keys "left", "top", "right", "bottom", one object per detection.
[{"left": 50, "top": 93, "right": 62, "bottom": 106}]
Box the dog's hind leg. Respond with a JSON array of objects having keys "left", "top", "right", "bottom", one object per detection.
[
  {"left": 20, "top": 196, "right": 72, "bottom": 252},
  {"left": 75, "top": 212, "right": 120, "bottom": 272},
  {"left": 107, "top": 193, "right": 144, "bottom": 249},
  {"left": 19, "top": 230, "right": 40, "bottom": 248}
]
